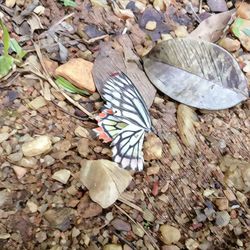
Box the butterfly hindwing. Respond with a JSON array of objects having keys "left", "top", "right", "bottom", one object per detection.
[{"left": 111, "top": 124, "right": 145, "bottom": 171}]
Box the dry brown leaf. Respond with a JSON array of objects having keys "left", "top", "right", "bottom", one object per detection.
[
  {"left": 55, "top": 58, "right": 95, "bottom": 92},
  {"left": 80, "top": 160, "right": 132, "bottom": 208},
  {"left": 189, "top": 9, "right": 235, "bottom": 42},
  {"left": 27, "top": 13, "right": 44, "bottom": 34}
]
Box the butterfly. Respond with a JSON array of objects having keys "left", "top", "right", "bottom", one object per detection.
[{"left": 93, "top": 72, "right": 152, "bottom": 171}]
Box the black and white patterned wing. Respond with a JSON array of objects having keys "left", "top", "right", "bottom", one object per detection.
[
  {"left": 103, "top": 72, "right": 152, "bottom": 131},
  {"left": 111, "top": 124, "right": 145, "bottom": 171}
]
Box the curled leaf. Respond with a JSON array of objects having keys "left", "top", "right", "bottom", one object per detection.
[
  {"left": 55, "top": 76, "right": 90, "bottom": 95},
  {"left": 143, "top": 38, "right": 248, "bottom": 110}
]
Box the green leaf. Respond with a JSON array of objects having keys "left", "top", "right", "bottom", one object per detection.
[
  {"left": 10, "top": 38, "right": 27, "bottom": 60},
  {"left": 60, "top": 0, "right": 77, "bottom": 7},
  {"left": 0, "top": 55, "right": 14, "bottom": 78},
  {"left": 0, "top": 19, "right": 11, "bottom": 56},
  {"left": 55, "top": 76, "right": 90, "bottom": 95}
]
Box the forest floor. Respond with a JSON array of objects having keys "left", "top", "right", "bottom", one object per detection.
[{"left": 0, "top": 0, "right": 250, "bottom": 249}]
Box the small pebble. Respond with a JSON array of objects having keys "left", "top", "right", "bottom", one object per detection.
[
  {"left": 111, "top": 218, "right": 131, "bottom": 232},
  {"left": 7, "top": 151, "right": 23, "bottom": 162},
  {"left": 203, "top": 189, "right": 215, "bottom": 197},
  {"left": 215, "top": 198, "right": 229, "bottom": 210},
  {"left": 224, "top": 189, "right": 236, "bottom": 201},
  {"left": 27, "top": 200, "right": 38, "bottom": 213},
  {"left": 0, "top": 133, "right": 9, "bottom": 143},
  {"left": 72, "top": 227, "right": 80, "bottom": 237},
  {"left": 145, "top": 20, "right": 157, "bottom": 30},
  {"left": 35, "top": 231, "right": 47, "bottom": 243},
  {"left": 160, "top": 225, "right": 181, "bottom": 245},
  {"left": 161, "top": 33, "right": 173, "bottom": 41},
  {"left": 161, "top": 245, "right": 180, "bottom": 250},
  {"left": 215, "top": 211, "right": 230, "bottom": 227},
  {"left": 28, "top": 96, "right": 47, "bottom": 110},
  {"left": 147, "top": 166, "right": 160, "bottom": 175},
  {"left": 13, "top": 166, "right": 27, "bottom": 179},
  {"left": 132, "top": 224, "right": 145, "bottom": 237},
  {"left": 174, "top": 26, "right": 188, "bottom": 37},
  {"left": 196, "top": 211, "right": 207, "bottom": 222},
  {"left": 52, "top": 169, "right": 71, "bottom": 184},
  {"left": 74, "top": 126, "right": 90, "bottom": 138},
  {"left": 103, "top": 244, "right": 122, "bottom": 250},
  {"left": 154, "top": 96, "right": 164, "bottom": 104},
  {"left": 33, "top": 5, "right": 45, "bottom": 15},
  {"left": 237, "top": 239, "right": 243, "bottom": 247},
  {"left": 18, "top": 157, "right": 37, "bottom": 168},
  {"left": 54, "top": 140, "right": 71, "bottom": 152},
  {"left": 22, "top": 135, "right": 52, "bottom": 157},
  {"left": 185, "top": 238, "right": 199, "bottom": 250},
  {"left": 43, "top": 155, "right": 55, "bottom": 166},
  {"left": 144, "top": 134, "right": 163, "bottom": 161},
  {"left": 143, "top": 209, "right": 155, "bottom": 222},
  {"left": 77, "top": 138, "right": 90, "bottom": 157},
  {"left": 0, "top": 233, "right": 11, "bottom": 239},
  {"left": 218, "top": 37, "right": 240, "bottom": 52}
]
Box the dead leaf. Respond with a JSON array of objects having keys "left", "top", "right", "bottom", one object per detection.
[
  {"left": 55, "top": 58, "right": 95, "bottom": 92},
  {"left": 143, "top": 38, "right": 248, "bottom": 110},
  {"left": 92, "top": 35, "right": 156, "bottom": 108},
  {"left": 189, "top": 9, "right": 235, "bottom": 42},
  {"left": 27, "top": 13, "right": 44, "bottom": 34},
  {"left": 79, "top": 159, "right": 132, "bottom": 208}
]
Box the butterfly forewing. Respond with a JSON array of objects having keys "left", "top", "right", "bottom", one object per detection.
[{"left": 103, "top": 73, "right": 151, "bottom": 130}]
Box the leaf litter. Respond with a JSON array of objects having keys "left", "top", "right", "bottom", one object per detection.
[{"left": 0, "top": 0, "right": 250, "bottom": 249}]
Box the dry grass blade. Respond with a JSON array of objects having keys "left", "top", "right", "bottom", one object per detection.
[
  {"left": 118, "top": 193, "right": 143, "bottom": 212},
  {"left": 33, "top": 42, "right": 95, "bottom": 119},
  {"left": 114, "top": 204, "right": 160, "bottom": 250}
]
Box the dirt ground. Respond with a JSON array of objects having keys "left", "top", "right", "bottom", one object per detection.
[{"left": 0, "top": 0, "right": 250, "bottom": 249}]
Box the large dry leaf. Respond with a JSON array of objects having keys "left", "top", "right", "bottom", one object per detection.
[
  {"left": 79, "top": 159, "right": 132, "bottom": 208},
  {"left": 92, "top": 35, "right": 156, "bottom": 108},
  {"left": 189, "top": 9, "right": 235, "bottom": 42},
  {"left": 143, "top": 38, "right": 248, "bottom": 110}
]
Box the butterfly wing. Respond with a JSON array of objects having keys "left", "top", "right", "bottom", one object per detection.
[
  {"left": 111, "top": 124, "right": 145, "bottom": 171},
  {"left": 94, "top": 109, "right": 128, "bottom": 142},
  {"left": 103, "top": 72, "right": 151, "bottom": 131}
]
